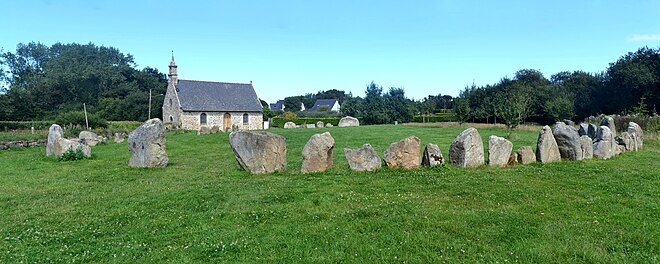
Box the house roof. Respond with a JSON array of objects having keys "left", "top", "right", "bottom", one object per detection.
[
  {"left": 269, "top": 100, "right": 284, "bottom": 110},
  {"left": 176, "top": 79, "right": 263, "bottom": 112},
  {"left": 310, "top": 99, "right": 338, "bottom": 111}
]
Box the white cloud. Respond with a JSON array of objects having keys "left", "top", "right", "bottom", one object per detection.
[{"left": 627, "top": 34, "right": 660, "bottom": 42}]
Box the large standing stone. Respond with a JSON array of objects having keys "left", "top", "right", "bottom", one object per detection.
[
  {"left": 79, "top": 131, "right": 104, "bottom": 146},
  {"left": 344, "top": 144, "right": 381, "bottom": 172},
  {"left": 449, "top": 128, "right": 485, "bottom": 168},
  {"left": 128, "top": 118, "right": 168, "bottom": 168},
  {"left": 536, "top": 126, "right": 561, "bottom": 163},
  {"left": 517, "top": 146, "right": 536, "bottom": 165},
  {"left": 593, "top": 126, "right": 614, "bottom": 160},
  {"left": 488, "top": 135, "right": 513, "bottom": 167},
  {"left": 46, "top": 124, "right": 93, "bottom": 158},
  {"left": 627, "top": 122, "right": 643, "bottom": 150},
  {"left": 47, "top": 124, "right": 64, "bottom": 156},
  {"left": 616, "top": 132, "right": 634, "bottom": 152},
  {"left": 316, "top": 121, "right": 324, "bottom": 128},
  {"left": 229, "top": 131, "right": 286, "bottom": 174},
  {"left": 579, "top": 135, "right": 593, "bottom": 159},
  {"left": 552, "top": 122, "right": 583, "bottom": 161},
  {"left": 338, "top": 116, "right": 360, "bottom": 127},
  {"left": 383, "top": 136, "right": 421, "bottom": 170},
  {"left": 283, "top": 122, "right": 297, "bottom": 129},
  {"left": 301, "top": 132, "right": 335, "bottom": 173},
  {"left": 600, "top": 116, "right": 616, "bottom": 135},
  {"left": 578, "top": 123, "right": 597, "bottom": 139},
  {"left": 422, "top": 143, "right": 444, "bottom": 167}
]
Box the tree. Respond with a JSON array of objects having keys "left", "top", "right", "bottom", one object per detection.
[
  {"left": 453, "top": 98, "right": 470, "bottom": 125},
  {"left": 341, "top": 96, "right": 364, "bottom": 117},
  {"left": 283, "top": 96, "right": 303, "bottom": 112},
  {"left": 362, "top": 82, "right": 388, "bottom": 124},
  {"left": 384, "top": 87, "right": 413, "bottom": 123},
  {"left": 603, "top": 46, "right": 660, "bottom": 114}
]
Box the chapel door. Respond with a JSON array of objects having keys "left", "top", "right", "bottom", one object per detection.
[{"left": 223, "top": 113, "right": 231, "bottom": 131}]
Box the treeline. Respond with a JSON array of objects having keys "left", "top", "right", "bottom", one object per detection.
[
  {"left": 278, "top": 83, "right": 454, "bottom": 124},
  {"left": 0, "top": 42, "right": 167, "bottom": 122},
  {"left": 455, "top": 46, "right": 660, "bottom": 128}
]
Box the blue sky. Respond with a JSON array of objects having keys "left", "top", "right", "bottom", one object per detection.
[{"left": 2, "top": 0, "right": 659, "bottom": 104}]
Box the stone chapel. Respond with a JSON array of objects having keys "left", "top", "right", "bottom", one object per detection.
[{"left": 162, "top": 54, "right": 264, "bottom": 131}]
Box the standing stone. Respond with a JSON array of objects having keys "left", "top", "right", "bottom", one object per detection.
[
  {"left": 578, "top": 123, "right": 597, "bottom": 139},
  {"left": 536, "top": 126, "right": 561, "bottom": 163},
  {"left": 316, "top": 121, "right": 324, "bottom": 128},
  {"left": 383, "top": 136, "right": 421, "bottom": 170},
  {"left": 344, "top": 144, "right": 381, "bottom": 172},
  {"left": 552, "top": 122, "right": 583, "bottom": 161},
  {"left": 627, "top": 122, "right": 643, "bottom": 150},
  {"left": 600, "top": 116, "right": 616, "bottom": 135},
  {"left": 507, "top": 152, "right": 518, "bottom": 166},
  {"left": 618, "top": 132, "right": 634, "bottom": 151},
  {"left": 47, "top": 124, "right": 64, "bottom": 156},
  {"left": 229, "top": 131, "right": 286, "bottom": 174},
  {"left": 338, "top": 116, "right": 360, "bottom": 127},
  {"left": 517, "top": 146, "right": 536, "bottom": 165},
  {"left": 56, "top": 138, "right": 92, "bottom": 158},
  {"left": 284, "top": 122, "right": 297, "bottom": 129},
  {"left": 422, "top": 143, "right": 444, "bottom": 167},
  {"left": 79, "top": 131, "right": 104, "bottom": 146},
  {"left": 128, "top": 118, "right": 168, "bottom": 168},
  {"left": 301, "top": 132, "right": 335, "bottom": 173},
  {"left": 449, "top": 128, "right": 485, "bottom": 168},
  {"left": 593, "top": 126, "right": 614, "bottom": 160},
  {"left": 46, "top": 124, "right": 92, "bottom": 158},
  {"left": 325, "top": 123, "right": 333, "bottom": 128},
  {"left": 579, "top": 135, "right": 593, "bottom": 159},
  {"left": 198, "top": 126, "right": 211, "bottom": 135},
  {"left": 488, "top": 135, "right": 513, "bottom": 167},
  {"left": 114, "top": 133, "right": 126, "bottom": 143},
  {"left": 306, "top": 124, "right": 316, "bottom": 129}
]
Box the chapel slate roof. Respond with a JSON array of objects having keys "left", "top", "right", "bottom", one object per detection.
[
  {"left": 310, "top": 99, "right": 338, "bottom": 111},
  {"left": 176, "top": 79, "right": 263, "bottom": 112}
]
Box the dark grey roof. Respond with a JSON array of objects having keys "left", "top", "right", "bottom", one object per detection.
[
  {"left": 176, "top": 80, "right": 263, "bottom": 112},
  {"left": 310, "top": 99, "right": 338, "bottom": 111},
  {"left": 269, "top": 100, "right": 284, "bottom": 110}
]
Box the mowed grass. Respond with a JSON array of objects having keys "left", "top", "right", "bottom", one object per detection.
[{"left": 0, "top": 125, "right": 658, "bottom": 263}]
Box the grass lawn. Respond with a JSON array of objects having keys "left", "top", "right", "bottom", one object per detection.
[{"left": 0, "top": 125, "right": 658, "bottom": 263}]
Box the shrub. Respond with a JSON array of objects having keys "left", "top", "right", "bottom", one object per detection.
[
  {"left": 56, "top": 111, "right": 109, "bottom": 129},
  {"left": 58, "top": 147, "right": 87, "bottom": 161},
  {"left": 282, "top": 111, "right": 297, "bottom": 120}
]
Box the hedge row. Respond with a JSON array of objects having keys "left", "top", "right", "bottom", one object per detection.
[
  {"left": 412, "top": 113, "right": 458, "bottom": 123},
  {"left": 0, "top": 121, "right": 54, "bottom": 130}
]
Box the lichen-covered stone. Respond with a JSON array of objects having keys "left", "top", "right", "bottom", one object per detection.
[
  {"left": 338, "top": 116, "right": 359, "bottom": 127},
  {"left": 301, "top": 132, "right": 335, "bottom": 173},
  {"left": 284, "top": 122, "right": 297, "bottom": 129},
  {"left": 229, "top": 131, "right": 286, "bottom": 174},
  {"left": 79, "top": 131, "right": 104, "bottom": 146},
  {"left": 383, "top": 136, "right": 421, "bottom": 170},
  {"left": 517, "top": 146, "right": 536, "bottom": 165},
  {"left": 344, "top": 144, "right": 381, "bottom": 171},
  {"left": 488, "top": 135, "right": 512, "bottom": 167},
  {"left": 128, "top": 119, "right": 168, "bottom": 168},
  {"left": 536, "top": 126, "right": 561, "bottom": 163},
  {"left": 593, "top": 126, "right": 614, "bottom": 160},
  {"left": 449, "top": 128, "right": 484, "bottom": 168},
  {"left": 579, "top": 135, "right": 593, "bottom": 159},
  {"left": 422, "top": 143, "right": 444, "bottom": 167},
  {"left": 552, "top": 122, "right": 583, "bottom": 161},
  {"left": 627, "top": 122, "right": 643, "bottom": 150}
]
